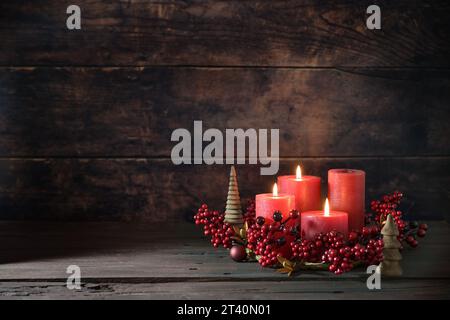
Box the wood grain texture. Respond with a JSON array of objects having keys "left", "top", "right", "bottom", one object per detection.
[
  {"left": 1, "top": 67, "right": 449, "bottom": 157},
  {"left": 2, "top": 279, "right": 449, "bottom": 299},
  {"left": 0, "top": 0, "right": 449, "bottom": 67},
  {"left": 1, "top": 1, "right": 449, "bottom": 223},
  {"left": 0, "top": 158, "right": 448, "bottom": 221},
  {"left": 0, "top": 221, "right": 448, "bottom": 299},
  {"left": 0, "top": 221, "right": 447, "bottom": 279}
]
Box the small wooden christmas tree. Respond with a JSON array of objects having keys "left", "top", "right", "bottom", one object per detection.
[
  {"left": 377, "top": 214, "right": 403, "bottom": 276},
  {"left": 224, "top": 166, "right": 244, "bottom": 226}
]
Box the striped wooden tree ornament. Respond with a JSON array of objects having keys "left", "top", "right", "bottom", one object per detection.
[
  {"left": 377, "top": 214, "right": 403, "bottom": 276},
  {"left": 224, "top": 166, "right": 244, "bottom": 226}
]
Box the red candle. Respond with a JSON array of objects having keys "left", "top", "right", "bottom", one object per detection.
[
  {"left": 278, "top": 165, "right": 321, "bottom": 213},
  {"left": 301, "top": 199, "right": 348, "bottom": 240},
  {"left": 256, "top": 183, "right": 295, "bottom": 223},
  {"left": 328, "top": 169, "right": 365, "bottom": 232}
]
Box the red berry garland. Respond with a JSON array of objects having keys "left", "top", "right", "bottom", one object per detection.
[
  {"left": 194, "top": 191, "right": 428, "bottom": 275},
  {"left": 289, "top": 231, "right": 383, "bottom": 274}
]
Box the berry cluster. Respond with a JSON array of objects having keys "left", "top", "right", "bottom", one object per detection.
[
  {"left": 404, "top": 222, "right": 428, "bottom": 248},
  {"left": 370, "top": 191, "right": 429, "bottom": 248},
  {"left": 290, "top": 231, "right": 347, "bottom": 263},
  {"left": 246, "top": 210, "right": 300, "bottom": 267},
  {"left": 370, "top": 191, "right": 405, "bottom": 233},
  {"left": 243, "top": 201, "right": 256, "bottom": 225},
  {"left": 290, "top": 231, "right": 384, "bottom": 274},
  {"left": 322, "top": 248, "right": 353, "bottom": 274},
  {"left": 194, "top": 204, "right": 234, "bottom": 249},
  {"left": 290, "top": 239, "right": 322, "bottom": 263}
]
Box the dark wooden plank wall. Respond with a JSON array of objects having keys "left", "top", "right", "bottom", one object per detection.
[
  {"left": 1, "top": 0, "right": 449, "bottom": 67},
  {"left": 0, "top": 0, "right": 449, "bottom": 221}
]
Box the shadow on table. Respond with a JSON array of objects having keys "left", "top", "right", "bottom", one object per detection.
[{"left": 0, "top": 222, "right": 196, "bottom": 264}]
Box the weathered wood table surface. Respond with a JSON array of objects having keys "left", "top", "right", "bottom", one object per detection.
[{"left": 0, "top": 221, "right": 449, "bottom": 299}]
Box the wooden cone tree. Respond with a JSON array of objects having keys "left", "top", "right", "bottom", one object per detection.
[
  {"left": 224, "top": 166, "right": 244, "bottom": 226},
  {"left": 377, "top": 214, "right": 403, "bottom": 276}
]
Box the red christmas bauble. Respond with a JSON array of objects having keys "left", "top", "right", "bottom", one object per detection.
[{"left": 230, "top": 245, "right": 247, "bottom": 262}]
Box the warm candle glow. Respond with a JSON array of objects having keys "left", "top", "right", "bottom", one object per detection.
[
  {"left": 273, "top": 183, "right": 278, "bottom": 197},
  {"left": 324, "top": 198, "right": 330, "bottom": 217},
  {"left": 296, "top": 165, "right": 302, "bottom": 180}
]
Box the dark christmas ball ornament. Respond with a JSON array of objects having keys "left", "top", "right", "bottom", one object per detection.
[
  {"left": 256, "top": 216, "right": 265, "bottom": 226},
  {"left": 230, "top": 245, "right": 247, "bottom": 262},
  {"left": 273, "top": 210, "right": 283, "bottom": 222}
]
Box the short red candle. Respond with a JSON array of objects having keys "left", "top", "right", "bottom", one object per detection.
[
  {"left": 328, "top": 169, "right": 365, "bottom": 232},
  {"left": 255, "top": 184, "right": 295, "bottom": 223},
  {"left": 278, "top": 166, "right": 321, "bottom": 212},
  {"left": 301, "top": 199, "right": 348, "bottom": 240}
]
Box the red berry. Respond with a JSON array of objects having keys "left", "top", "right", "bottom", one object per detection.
[
  {"left": 348, "top": 231, "right": 358, "bottom": 242},
  {"left": 417, "top": 229, "right": 426, "bottom": 238},
  {"left": 362, "top": 227, "right": 370, "bottom": 237}
]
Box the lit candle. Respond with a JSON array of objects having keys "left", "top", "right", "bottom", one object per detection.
[
  {"left": 328, "top": 169, "right": 365, "bottom": 232},
  {"left": 300, "top": 199, "right": 348, "bottom": 240},
  {"left": 256, "top": 183, "right": 295, "bottom": 223},
  {"left": 278, "top": 164, "right": 321, "bottom": 212}
]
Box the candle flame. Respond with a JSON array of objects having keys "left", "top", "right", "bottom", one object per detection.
[
  {"left": 324, "top": 198, "right": 330, "bottom": 217},
  {"left": 296, "top": 165, "right": 302, "bottom": 180},
  {"left": 273, "top": 183, "right": 278, "bottom": 197}
]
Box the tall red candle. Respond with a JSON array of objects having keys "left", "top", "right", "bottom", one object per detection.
[
  {"left": 256, "top": 183, "right": 295, "bottom": 224},
  {"left": 301, "top": 199, "right": 348, "bottom": 240},
  {"left": 328, "top": 169, "right": 365, "bottom": 232},
  {"left": 278, "top": 165, "right": 321, "bottom": 213}
]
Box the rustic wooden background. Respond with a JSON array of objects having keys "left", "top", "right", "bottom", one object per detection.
[{"left": 0, "top": 0, "right": 449, "bottom": 221}]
